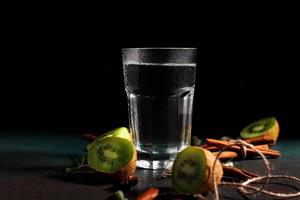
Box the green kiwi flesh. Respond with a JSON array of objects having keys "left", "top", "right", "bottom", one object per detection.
[
  {"left": 87, "top": 136, "right": 134, "bottom": 173},
  {"left": 172, "top": 146, "right": 207, "bottom": 194},
  {"left": 240, "top": 117, "right": 278, "bottom": 138}
]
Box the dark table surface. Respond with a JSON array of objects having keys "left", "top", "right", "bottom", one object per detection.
[{"left": 0, "top": 131, "right": 300, "bottom": 200}]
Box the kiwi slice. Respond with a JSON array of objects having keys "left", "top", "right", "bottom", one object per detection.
[
  {"left": 87, "top": 127, "right": 137, "bottom": 179},
  {"left": 240, "top": 117, "right": 279, "bottom": 145},
  {"left": 98, "top": 127, "right": 132, "bottom": 141},
  {"left": 87, "top": 136, "right": 136, "bottom": 173},
  {"left": 172, "top": 146, "right": 223, "bottom": 194}
]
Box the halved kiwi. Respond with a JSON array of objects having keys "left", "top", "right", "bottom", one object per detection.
[
  {"left": 171, "top": 146, "right": 223, "bottom": 194},
  {"left": 240, "top": 117, "right": 279, "bottom": 145},
  {"left": 87, "top": 128, "right": 136, "bottom": 179}
]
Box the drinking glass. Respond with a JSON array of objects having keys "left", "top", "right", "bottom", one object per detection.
[{"left": 122, "top": 48, "right": 197, "bottom": 169}]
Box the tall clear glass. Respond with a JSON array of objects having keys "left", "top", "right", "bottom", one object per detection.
[{"left": 122, "top": 48, "right": 197, "bottom": 170}]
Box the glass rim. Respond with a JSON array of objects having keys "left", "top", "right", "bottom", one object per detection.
[{"left": 122, "top": 47, "right": 197, "bottom": 50}]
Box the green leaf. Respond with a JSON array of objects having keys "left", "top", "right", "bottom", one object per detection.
[
  {"left": 192, "top": 136, "right": 202, "bottom": 146},
  {"left": 114, "top": 190, "right": 126, "bottom": 200},
  {"left": 64, "top": 155, "right": 87, "bottom": 176}
]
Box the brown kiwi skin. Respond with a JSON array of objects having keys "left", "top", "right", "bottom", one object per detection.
[
  {"left": 96, "top": 130, "right": 137, "bottom": 182},
  {"left": 197, "top": 148, "right": 223, "bottom": 194},
  {"left": 242, "top": 120, "right": 280, "bottom": 146}
]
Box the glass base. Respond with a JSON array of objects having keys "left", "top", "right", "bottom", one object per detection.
[
  {"left": 137, "top": 160, "right": 173, "bottom": 170},
  {"left": 136, "top": 150, "right": 177, "bottom": 170}
]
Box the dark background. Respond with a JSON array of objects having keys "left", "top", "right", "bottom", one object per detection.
[
  {"left": 0, "top": 5, "right": 299, "bottom": 200},
  {"left": 1, "top": 6, "right": 299, "bottom": 139}
]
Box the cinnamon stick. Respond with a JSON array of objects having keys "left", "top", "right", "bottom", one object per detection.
[
  {"left": 137, "top": 187, "right": 159, "bottom": 200},
  {"left": 223, "top": 166, "right": 258, "bottom": 180},
  {"left": 201, "top": 144, "right": 270, "bottom": 154},
  {"left": 206, "top": 138, "right": 281, "bottom": 158},
  {"left": 205, "top": 144, "right": 269, "bottom": 152},
  {"left": 254, "top": 144, "right": 269, "bottom": 150},
  {"left": 203, "top": 146, "right": 220, "bottom": 151},
  {"left": 82, "top": 133, "right": 97, "bottom": 141},
  {"left": 213, "top": 151, "right": 239, "bottom": 160},
  {"left": 201, "top": 143, "right": 210, "bottom": 148},
  {"left": 242, "top": 135, "right": 275, "bottom": 146}
]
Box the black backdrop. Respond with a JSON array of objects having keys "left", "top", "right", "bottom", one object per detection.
[{"left": 1, "top": 9, "right": 299, "bottom": 139}]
